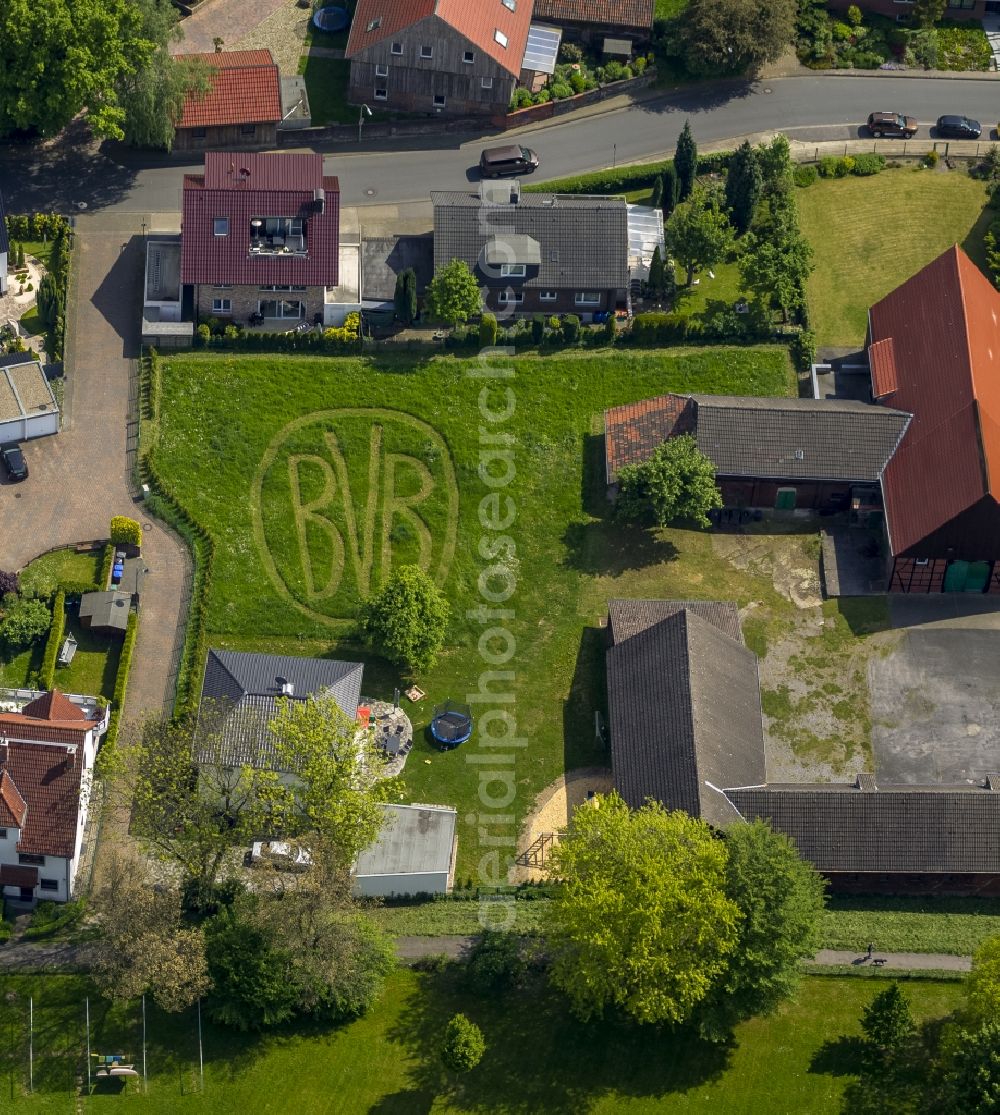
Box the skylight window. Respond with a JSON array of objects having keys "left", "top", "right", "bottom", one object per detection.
[
  {"left": 366, "top": 16, "right": 382, "bottom": 30},
  {"left": 494, "top": 28, "right": 508, "bottom": 47},
  {"left": 502, "top": 0, "right": 516, "bottom": 9}
]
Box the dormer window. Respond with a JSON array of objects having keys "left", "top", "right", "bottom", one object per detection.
[
  {"left": 500, "top": 263, "right": 526, "bottom": 278},
  {"left": 213, "top": 217, "right": 229, "bottom": 236},
  {"left": 494, "top": 29, "right": 508, "bottom": 47},
  {"left": 366, "top": 16, "right": 382, "bottom": 30}
]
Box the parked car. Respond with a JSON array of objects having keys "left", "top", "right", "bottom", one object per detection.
[
  {"left": 249, "top": 840, "right": 312, "bottom": 872},
  {"left": 479, "top": 144, "right": 539, "bottom": 178},
  {"left": 867, "top": 111, "right": 918, "bottom": 138},
  {"left": 1, "top": 443, "right": 27, "bottom": 481},
  {"left": 935, "top": 115, "right": 982, "bottom": 139}
]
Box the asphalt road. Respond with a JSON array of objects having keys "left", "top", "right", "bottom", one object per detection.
[{"left": 2, "top": 74, "right": 999, "bottom": 216}]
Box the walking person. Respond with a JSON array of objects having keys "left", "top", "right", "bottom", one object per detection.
[{"left": 867, "top": 942, "right": 874, "bottom": 960}]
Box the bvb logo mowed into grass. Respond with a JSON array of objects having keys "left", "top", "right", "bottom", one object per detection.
[{"left": 252, "top": 409, "right": 459, "bottom": 625}]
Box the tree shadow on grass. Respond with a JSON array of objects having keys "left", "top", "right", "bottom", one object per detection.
[
  {"left": 562, "top": 518, "right": 678, "bottom": 576},
  {"left": 563, "top": 626, "right": 609, "bottom": 772},
  {"left": 808, "top": 1035, "right": 868, "bottom": 1077},
  {"left": 381, "top": 968, "right": 731, "bottom": 1114}
]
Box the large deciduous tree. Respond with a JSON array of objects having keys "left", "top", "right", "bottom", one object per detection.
[
  {"left": 665, "top": 189, "right": 734, "bottom": 287},
  {"left": 674, "top": 121, "right": 698, "bottom": 202},
  {"left": 359, "top": 564, "right": 450, "bottom": 671},
  {"left": 966, "top": 936, "right": 1000, "bottom": 1026},
  {"left": 739, "top": 223, "right": 813, "bottom": 323},
  {"left": 681, "top": 0, "right": 798, "bottom": 77},
  {"left": 724, "top": 140, "right": 763, "bottom": 234},
  {"left": 695, "top": 821, "right": 826, "bottom": 1040},
  {"left": 542, "top": 794, "right": 740, "bottom": 1026},
  {"left": 942, "top": 1023, "right": 1000, "bottom": 1114},
  {"left": 425, "top": 259, "right": 482, "bottom": 326},
  {"left": 616, "top": 434, "right": 722, "bottom": 529}
]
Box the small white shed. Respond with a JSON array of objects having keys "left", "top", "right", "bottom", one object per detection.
[
  {"left": 353, "top": 803, "right": 458, "bottom": 898},
  {"left": 0, "top": 355, "right": 59, "bottom": 443}
]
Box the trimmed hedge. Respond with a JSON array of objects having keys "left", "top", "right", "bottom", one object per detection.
[
  {"left": 524, "top": 151, "right": 732, "bottom": 196},
  {"left": 56, "top": 578, "right": 101, "bottom": 597},
  {"left": 98, "top": 542, "right": 114, "bottom": 590},
  {"left": 110, "top": 515, "right": 142, "bottom": 547},
  {"left": 39, "top": 590, "right": 66, "bottom": 690},
  {"left": 104, "top": 609, "right": 138, "bottom": 751}
]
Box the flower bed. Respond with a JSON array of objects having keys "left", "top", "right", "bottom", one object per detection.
[{"left": 510, "top": 44, "right": 652, "bottom": 109}]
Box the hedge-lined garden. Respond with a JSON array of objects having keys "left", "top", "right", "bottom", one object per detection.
[{"left": 2, "top": 212, "right": 72, "bottom": 362}]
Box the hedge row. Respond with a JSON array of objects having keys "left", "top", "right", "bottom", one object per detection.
[
  {"left": 39, "top": 590, "right": 66, "bottom": 691},
  {"left": 104, "top": 609, "right": 138, "bottom": 751},
  {"left": 98, "top": 543, "right": 114, "bottom": 591},
  {"left": 523, "top": 151, "right": 732, "bottom": 196},
  {"left": 194, "top": 329, "right": 362, "bottom": 355}
]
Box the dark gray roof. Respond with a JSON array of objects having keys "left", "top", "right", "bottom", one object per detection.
[
  {"left": 690, "top": 395, "right": 911, "bottom": 482},
  {"left": 361, "top": 234, "right": 433, "bottom": 302},
  {"left": 78, "top": 591, "right": 131, "bottom": 631},
  {"left": 0, "top": 190, "right": 7, "bottom": 257},
  {"left": 354, "top": 803, "right": 457, "bottom": 879},
  {"left": 430, "top": 189, "right": 629, "bottom": 291},
  {"left": 607, "top": 605, "right": 765, "bottom": 827},
  {"left": 608, "top": 598, "right": 743, "bottom": 646},
  {"left": 727, "top": 785, "right": 1000, "bottom": 874},
  {"left": 199, "top": 649, "right": 364, "bottom": 769}
]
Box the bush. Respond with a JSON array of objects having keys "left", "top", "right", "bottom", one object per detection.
[
  {"left": 851, "top": 153, "right": 885, "bottom": 176},
  {"left": 602, "top": 60, "right": 626, "bottom": 81},
  {"left": 791, "top": 330, "right": 817, "bottom": 372},
  {"left": 466, "top": 930, "right": 527, "bottom": 992},
  {"left": 834, "top": 156, "right": 854, "bottom": 177},
  {"left": 0, "top": 571, "right": 19, "bottom": 598},
  {"left": 550, "top": 80, "right": 573, "bottom": 99},
  {"left": 110, "top": 515, "right": 142, "bottom": 547},
  {"left": 479, "top": 313, "right": 498, "bottom": 347},
  {"left": 634, "top": 55, "right": 647, "bottom": 75},
  {"left": 925, "top": 149, "right": 940, "bottom": 168},
  {"left": 39, "top": 590, "right": 66, "bottom": 690},
  {"left": 831, "top": 20, "right": 853, "bottom": 42},
  {"left": 441, "top": 1014, "right": 486, "bottom": 1073},
  {"left": 0, "top": 596, "right": 51, "bottom": 651},
  {"left": 98, "top": 543, "right": 115, "bottom": 590},
  {"left": 23, "top": 899, "right": 85, "bottom": 939},
  {"left": 847, "top": 4, "right": 863, "bottom": 25},
  {"left": 531, "top": 314, "right": 545, "bottom": 344},
  {"left": 103, "top": 610, "right": 138, "bottom": 753},
  {"left": 561, "top": 314, "right": 580, "bottom": 343},
  {"left": 603, "top": 314, "right": 618, "bottom": 344},
  {"left": 793, "top": 164, "right": 819, "bottom": 188},
  {"left": 558, "top": 41, "right": 583, "bottom": 62},
  {"left": 524, "top": 151, "right": 729, "bottom": 197},
  {"left": 818, "top": 155, "right": 840, "bottom": 178},
  {"left": 196, "top": 323, "right": 211, "bottom": 345}
]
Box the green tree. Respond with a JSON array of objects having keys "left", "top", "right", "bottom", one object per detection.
[
  {"left": 661, "top": 164, "right": 680, "bottom": 217},
  {"left": 0, "top": 0, "right": 159, "bottom": 140},
  {"left": 912, "top": 0, "right": 945, "bottom": 28},
  {"left": 394, "top": 267, "right": 417, "bottom": 325},
  {"left": 967, "top": 936, "right": 1000, "bottom": 1026},
  {"left": 205, "top": 909, "right": 298, "bottom": 1031},
  {"left": 602, "top": 313, "right": 617, "bottom": 344},
  {"left": 466, "top": 930, "right": 527, "bottom": 993},
  {"left": 696, "top": 821, "right": 826, "bottom": 1040},
  {"left": 542, "top": 794, "right": 739, "bottom": 1026},
  {"left": 36, "top": 273, "right": 63, "bottom": 329},
  {"left": 358, "top": 564, "right": 450, "bottom": 671},
  {"left": 479, "top": 312, "right": 498, "bottom": 347},
  {"left": 650, "top": 175, "right": 664, "bottom": 209},
  {"left": 91, "top": 850, "right": 211, "bottom": 1013},
  {"left": 665, "top": 189, "right": 734, "bottom": 286},
  {"left": 739, "top": 224, "right": 813, "bottom": 322},
  {"left": 441, "top": 1014, "right": 486, "bottom": 1073},
  {"left": 757, "top": 134, "right": 794, "bottom": 199},
  {"left": 861, "top": 983, "right": 915, "bottom": 1055},
  {"left": 616, "top": 434, "right": 722, "bottom": 528},
  {"left": 942, "top": 1023, "right": 1000, "bottom": 1114},
  {"left": 674, "top": 121, "right": 698, "bottom": 202},
  {"left": 681, "top": 0, "right": 798, "bottom": 76},
  {"left": 647, "top": 245, "right": 665, "bottom": 295},
  {"left": 725, "top": 140, "right": 763, "bottom": 234},
  {"left": 425, "top": 259, "right": 482, "bottom": 326},
  {"left": 0, "top": 596, "right": 50, "bottom": 650}
]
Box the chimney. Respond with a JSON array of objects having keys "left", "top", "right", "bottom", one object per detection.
[{"left": 313, "top": 187, "right": 325, "bottom": 214}]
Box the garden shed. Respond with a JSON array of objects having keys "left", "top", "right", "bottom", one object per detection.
[
  {"left": 0, "top": 354, "right": 59, "bottom": 443},
  {"left": 353, "top": 803, "right": 458, "bottom": 898},
  {"left": 78, "top": 591, "right": 131, "bottom": 636}
]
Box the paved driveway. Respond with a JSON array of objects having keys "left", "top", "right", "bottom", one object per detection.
[{"left": 0, "top": 221, "right": 189, "bottom": 719}]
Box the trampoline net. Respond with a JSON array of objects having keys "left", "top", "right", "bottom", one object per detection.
[{"left": 431, "top": 700, "right": 472, "bottom": 742}]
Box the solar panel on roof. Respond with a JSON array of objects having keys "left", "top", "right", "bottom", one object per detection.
[{"left": 522, "top": 23, "right": 561, "bottom": 73}]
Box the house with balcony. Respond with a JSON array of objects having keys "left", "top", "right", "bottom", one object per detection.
[
  {"left": 0, "top": 689, "right": 109, "bottom": 904},
  {"left": 180, "top": 151, "right": 340, "bottom": 327}
]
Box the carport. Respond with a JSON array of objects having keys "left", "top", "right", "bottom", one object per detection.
[{"left": 0, "top": 353, "right": 59, "bottom": 443}]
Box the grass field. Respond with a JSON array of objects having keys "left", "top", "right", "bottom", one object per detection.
[
  {"left": 19, "top": 549, "right": 102, "bottom": 595},
  {"left": 821, "top": 895, "right": 1000, "bottom": 956},
  {"left": 796, "top": 166, "right": 991, "bottom": 349},
  {"left": 151, "top": 347, "right": 794, "bottom": 879},
  {"left": 297, "top": 55, "right": 354, "bottom": 125},
  {"left": 0, "top": 971, "right": 964, "bottom": 1113}
]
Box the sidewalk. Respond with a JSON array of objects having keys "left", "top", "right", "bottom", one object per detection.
[{"left": 812, "top": 949, "right": 971, "bottom": 972}]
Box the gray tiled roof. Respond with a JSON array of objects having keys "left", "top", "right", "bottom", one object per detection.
[
  {"left": 607, "top": 606, "right": 765, "bottom": 827},
  {"left": 728, "top": 785, "right": 1000, "bottom": 874},
  {"left": 199, "top": 649, "right": 364, "bottom": 769},
  {"left": 690, "top": 395, "right": 911, "bottom": 482},
  {"left": 608, "top": 598, "right": 743, "bottom": 646},
  {"left": 431, "top": 190, "right": 629, "bottom": 290}
]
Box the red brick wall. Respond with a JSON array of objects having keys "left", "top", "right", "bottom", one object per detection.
[{"left": 889, "top": 557, "right": 948, "bottom": 593}]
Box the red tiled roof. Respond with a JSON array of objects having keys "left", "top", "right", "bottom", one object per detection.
[
  {"left": 603, "top": 394, "right": 693, "bottom": 483},
  {"left": 175, "top": 50, "right": 282, "bottom": 130},
  {"left": 180, "top": 153, "right": 341, "bottom": 287},
  {"left": 0, "top": 690, "right": 97, "bottom": 745},
  {"left": 531, "top": 0, "right": 654, "bottom": 31},
  {"left": 868, "top": 337, "right": 898, "bottom": 398},
  {"left": 4, "top": 742, "right": 84, "bottom": 859},
  {"left": 21, "top": 689, "right": 86, "bottom": 722},
  {"left": 0, "top": 864, "right": 38, "bottom": 888},
  {"left": 346, "top": 0, "right": 533, "bottom": 77},
  {"left": 869, "top": 244, "right": 1000, "bottom": 556},
  {"left": 0, "top": 770, "right": 27, "bottom": 829}
]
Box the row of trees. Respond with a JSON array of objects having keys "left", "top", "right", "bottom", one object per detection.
[{"left": 0, "top": 0, "right": 209, "bottom": 148}]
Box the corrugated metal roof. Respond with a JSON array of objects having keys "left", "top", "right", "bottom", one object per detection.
[
  {"left": 869, "top": 337, "right": 898, "bottom": 398},
  {"left": 175, "top": 50, "right": 282, "bottom": 129}
]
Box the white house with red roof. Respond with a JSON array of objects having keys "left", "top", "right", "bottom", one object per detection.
[
  {"left": 345, "top": 0, "right": 551, "bottom": 115},
  {"left": 0, "top": 689, "right": 108, "bottom": 903}
]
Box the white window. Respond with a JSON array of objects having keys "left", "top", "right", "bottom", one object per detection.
[
  {"left": 213, "top": 217, "right": 229, "bottom": 236},
  {"left": 259, "top": 285, "right": 307, "bottom": 292},
  {"left": 420, "top": 45, "right": 433, "bottom": 58},
  {"left": 433, "top": 93, "right": 446, "bottom": 107},
  {"left": 212, "top": 298, "right": 232, "bottom": 314},
  {"left": 540, "top": 290, "right": 557, "bottom": 301},
  {"left": 374, "top": 87, "right": 388, "bottom": 100},
  {"left": 481, "top": 76, "right": 493, "bottom": 89},
  {"left": 39, "top": 878, "right": 58, "bottom": 892},
  {"left": 463, "top": 50, "right": 475, "bottom": 63},
  {"left": 500, "top": 263, "right": 526, "bottom": 277},
  {"left": 391, "top": 41, "right": 403, "bottom": 54},
  {"left": 915, "top": 558, "right": 930, "bottom": 566},
  {"left": 502, "top": 0, "right": 516, "bottom": 9},
  {"left": 375, "top": 63, "right": 389, "bottom": 76},
  {"left": 367, "top": 16, "right": 382, "bottom": 30},
  {"left": 575, "top": 292, "right": 601, "bottom": 305},
  {"left": 497, "top": 290, "right": 524, "bottom": 304},
  {"left": 494, "top": 29, "right": 508, "bottom": 47}
]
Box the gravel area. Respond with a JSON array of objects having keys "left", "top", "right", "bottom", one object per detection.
[{"left": 234, "top": 1, "right": 312, "bottom": 75}]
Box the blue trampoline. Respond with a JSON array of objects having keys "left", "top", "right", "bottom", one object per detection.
[
  {"left": 313, "top": 5, "right": 348, "bottom": 32},
  {"left": 430, "top": 700, "right": 473, "bottom": 748}
]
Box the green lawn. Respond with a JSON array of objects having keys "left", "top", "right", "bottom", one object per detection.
[
  {"left": 0, "top": 971, "right": 963, "bottom": 1112},
  {"left": 52, "top": 613, "right": 121, "bottom": 701},
  {"left": 371, "top": 897, "right": 549, "bottom": 936},
  {"left": 821, "top": 895, "right": 1000, "bottom": 956},
  {"left": 797, "top": 167, "right": 991, "bottom": 349},
  {"left": 151, "top": 347, "right": 794, "bottom": 879},
  {"left": 18, "top": 549, "right": 102, "bottom": 596}
]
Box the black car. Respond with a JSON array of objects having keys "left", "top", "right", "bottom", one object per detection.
[
  {"left": 935, "top": 114, "right": 982, "bottom": 139},
  {"left": 1, "top": 443, "right": 28, "bottom": 482}
]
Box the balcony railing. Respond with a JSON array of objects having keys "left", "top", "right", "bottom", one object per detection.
[{"left": 249, "top": 236, "right": 307, "bottom": 257}]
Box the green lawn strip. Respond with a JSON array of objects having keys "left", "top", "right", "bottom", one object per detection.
[
  {"left": 820, "top": 895, "right": 1000, "bottom": 956},
  {"left": 53, "top": 613, "right": 121, "bottom": 701},
  {"left": 155, "top": 347, "right": 792, "bottom": 880},
  {"left": 19, "top": 549, "right": 102, "bottom": 593},
  {"left": 371, "top": 897, "right": 549, "bottom": 936},
  {"left": 0, "top": 972, "right": 963, "bottom": 1112},
  {"left": 797, "top": 168, "right": 991, "bottom": 349},
  {"left": 297, "top": 55, "right": 353, "bottom": 125}
]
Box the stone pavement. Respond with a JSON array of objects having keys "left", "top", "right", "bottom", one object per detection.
[{"left": 170, "top": 0, "right": 296, "bottom": 57}]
